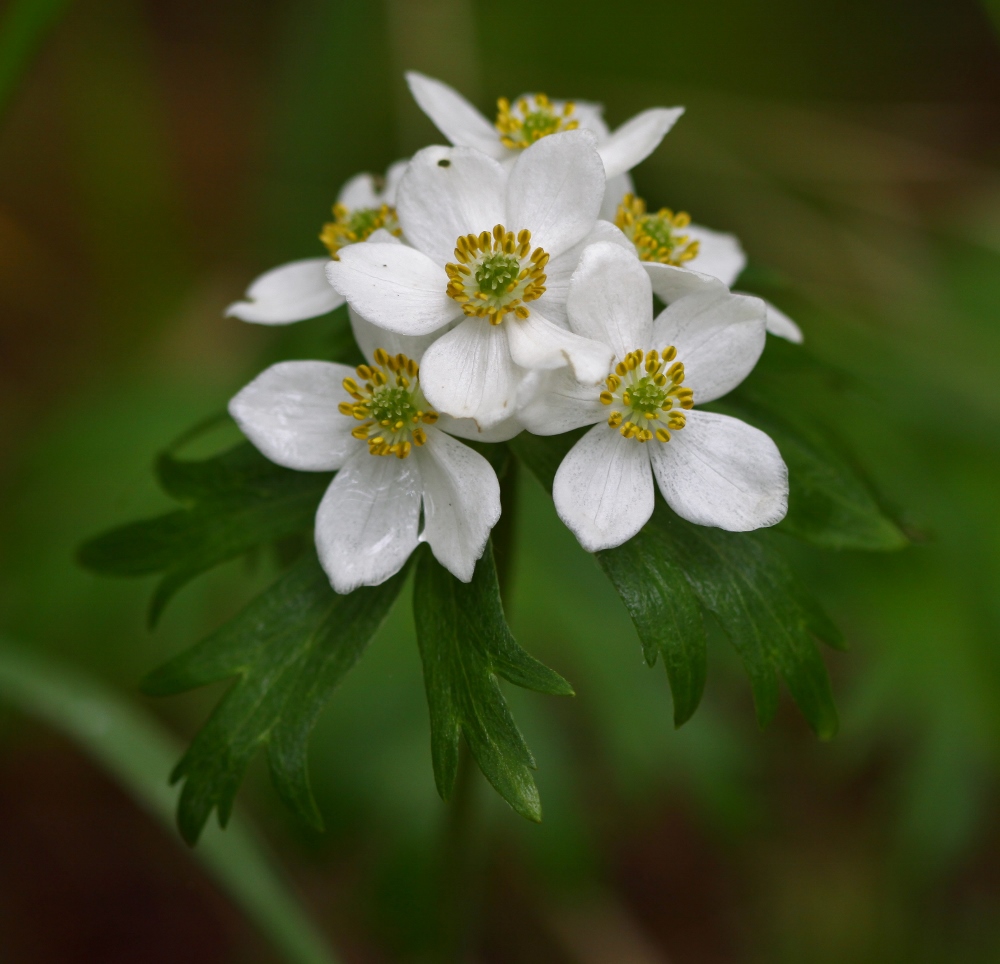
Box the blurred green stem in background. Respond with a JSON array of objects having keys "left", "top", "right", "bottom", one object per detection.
[
  {"left": 0, "top": 0, "right": 69, "bottom": 117},
  {"left": 0, "top": 638, "right": 341, "bottom": 964}
]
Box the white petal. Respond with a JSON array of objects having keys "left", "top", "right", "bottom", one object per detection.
[
  {"left": 760, "top": 299, "right": 804, "bottom": 343},
  {"left": 517, "top": 369, "right": 605, "bottom": 436},
  {"left": 396, "top": 145, "right": 507, "bottom": 266},
  {"left": 419, "top": 317, "right": 523, "bottom": 428},
  {"left": 599, "top": 107, "right": 684, "bottom": 180},
  {"left": 599, "top": 171, "right": 634, "bottom": 221},
  {"left": 652, "top": 290, "right": 766, "bottom": 403},
  {"left": 437, "top": 411, "right": 523, "bottom": 443},
  {"left": 685, "top": 224, "right": 747, "bottom": 287},
  {"left": 649, "top": 410, "right": 787, "bottom": 531},
  {"left": 337, "top": 172, "right": 381, "bottom": 210},
  {"left": 405, "top": 71, "right": 506, "bottom": 158},
  {"left": 226, "top": 258, "right": 342, "bottom": 325},
  {"left": 566, "top": 241, "right": 652, "bottom": 359},
  {"left": 505, "top": 130, "right": 605, "bottom": 257},
  {"left": 228, "top": 361, "right": 359, "bottom": 471},
  {"left": 567, "top": 99, "right": 610, "bottom": 139},
  {"left": 415, "top": 427, "right": 501, "bottom": 582},
  {"left": 326, "top": 243, "right": 458, "bottom": 335},
  {"left": 348, "top": 305, "right": 442, "bottom": 366},
  {"left": 381, "top": 160, "right": 409, "bottom": 204},
  {"left": 535, "top": 219, "right": 633, "bottom": 327},
  {"left": 643, "top": 262, "right": 728, "bottom": 305},
  {"left": 553, "top": 423, "right": 655, "bottom": 552},
  {"left": 315, "top": 449, "right": 422, "bottom": 594},
  {"left": 505, "top": 309, "right": 613, "bottom": 385},
  {"left": 365, "top": 227, "right": 402, "bottom": 245}
]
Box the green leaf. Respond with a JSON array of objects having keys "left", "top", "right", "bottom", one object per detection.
[
  {"left": 651, "top": 506, "right": 842, "bottom": 738},
  {"left": 143, "top": 552, "right": 406, "bottom": 845},
  {"left": 413, "top": 543, "right": 573, "bottom": 822},
  {"left": 597, "top": 532, "right": 707, "bottom": 727},
  {"left": 0, "top": 637, "right": 340, "bottom": 964},
  {"left": 515, "top": 433, "right": 841, "bottom": 738},
  {"left": 713, "top": 392, "right": 908, "bottom": 551},
  {"left": 78, "top": 441, "right": 330, "bottom": 624}
]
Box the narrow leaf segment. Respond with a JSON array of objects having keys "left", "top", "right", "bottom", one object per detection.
[
  {"left": 143, "top": 553, "right": 407, "bottom": 845},
  {"left": 413, "top": 543, "right": 573, "bottom": 822}
]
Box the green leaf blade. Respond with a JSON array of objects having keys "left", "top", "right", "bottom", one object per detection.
[
  {"left": 598, "top": 528, "right": 707, "bottom": 727},
  {"left": 148, "top": 553, "right": 406, "bottom": 844},
  {"left": 413, "top": 544, "right": 572, "bottom": 823}
]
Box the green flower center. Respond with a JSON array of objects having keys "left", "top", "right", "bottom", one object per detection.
[
  {"left": 445, "top": 224, "right": 549, "bottom": 325},
  {"left": 614, "top": 194, "right": 700, "bottom": 266},
  {"left": 625, "top": 375, "right": 669, "bottom": 417},
  {"left": 320, "top": 202, "right": 402, "bottom": 259},
  {"left": 494, "top": 93, "right": 579, "bottom": 150},
  {"left": 339, "top": 350, "right": 438, "bottom": 458},
  {"left": 476, "top": 252, "right": 521, "bottom": 296},
  {"left": 599, "top": 347, "right": 695, "bottom": 444},
  {"left": 369, "top": 385, "right": 420, "bottom": 426}
]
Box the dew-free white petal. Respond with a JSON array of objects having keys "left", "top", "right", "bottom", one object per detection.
[
  {"left": 599, "top": 171, "right": 634, "bottom": 221},
  {"left": 649, "top": 410, "right": 787, "bottom": 531},
  {"left": 535, "top": 220, "right": 632, "bottom": 327},
  {"left": 315, "top": 449, "right": 423, "bottom": 594},
  {"left": 229, "top": 361, "right": 358, "bottom": 472},
  {"left": 517, "top": 369, "right": 605, "bottom": 436},
  {"left": 416, "top": 427, "right": 501, "bottom": 582},
  {"left": 405, "top": 71, "right": 506, "bottom": 158},
  {"left": 505, "top": 309, "right": 613, "bottom": 385},
  {"left": 761, "top": 299, "right": 804, "bottom": 343},
  {"left": 567, "top": 242, "right": 653, "bottom": 360},
  {"left": 337, "top": 172, "right": 382, "bottom": 210},
  {"left": 685, "top": 224, "right": 747, "bottom": 287},
  {"left": 643, "top": 262, "right": 728, "bottom": 306},
  {"left": 326, "top": 242, "right": 458, "bottom": 335},
  {"left": 505, "top": 130, "right": 605, "bottom": 258},
  {"left": 382, "top": 160, "right": 409, "bottom": 205},
  {"left": 419, "top": 317, "right": 522, "bottom": 428},
  {"left": 226, "top": 258, "right": 343, "bottom": 325},
  {"left": 348, "top": 306, "right": 442, "bottom": 367},
  {"left": 652, "top": 290, "right": 766, "bottom": 403},
  {"left": 437, "top": 411, "right": 523, "bottom": 443},
  {"left": 553, "top": 423, "right": 655, "bottom": 552},
  {"left": 598, "top": 107, "right": 684, "bottom": 180},
  {"left": 397, "top": 145, "right": 507, "bottom": 267}
]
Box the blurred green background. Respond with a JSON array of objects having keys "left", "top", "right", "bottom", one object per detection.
[{"left": 1, "top": 0, "right": 1000, "bottom": 961}]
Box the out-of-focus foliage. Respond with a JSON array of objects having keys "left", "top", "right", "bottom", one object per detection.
[{"left": 1, "top": 0, "right": 999, "bottom": 960}]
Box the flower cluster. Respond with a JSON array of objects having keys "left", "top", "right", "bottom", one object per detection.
[{"left": 228, "top": 73, "right": 797, "bottom": 593}]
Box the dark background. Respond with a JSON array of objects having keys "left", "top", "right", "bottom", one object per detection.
[{"left": 1, "top": 0, "right": 1000, "bottom": 960}]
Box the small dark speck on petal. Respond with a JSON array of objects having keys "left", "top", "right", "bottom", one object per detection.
[{"left": 438, "top": 159, "right": 451, "bottom": 167}]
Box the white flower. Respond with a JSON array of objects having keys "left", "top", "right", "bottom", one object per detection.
[
  {"left": 611, "top": 191, "right": 804, "bottom": 343},
  {"left": 226, "top": 161, "right": 408, "bottom": 325},
  {"left": 326, "top": 132, "right": 617, "bottom": 428},
  {"left": 520, "top": 242, "right": 788, "bottom": 552},
  {"left": 228, "top": 328, "right": 518, "bottom": 593},
  {"left": 405, "top": 72, "right": 683, "bottom": 199}
]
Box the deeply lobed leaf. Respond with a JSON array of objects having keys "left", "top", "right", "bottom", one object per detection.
[
  {"left": 413, "top": 543, "right": 573, "bottom": 822},
  {"left": 144, "top": 552, "right": 407, "bottom": 845}
]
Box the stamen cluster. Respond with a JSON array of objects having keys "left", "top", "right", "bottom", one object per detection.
[
  {"left": 615, "top": 194, "right": 700, "bottom": 266},
  {"left": 495, "top": 94, "right": 579, "bottom": 150},
  {"left": 599, "top": 347, "right": 694, "bottom": 443},
  {"left": 338, "top": 349, "right": 438, "bottom": 458},
  {"left": 445, "top": 224, "right": 548, "bottom": 325},
  {"left": 321, "top": 203, "right": 402, "bottom": 259}
]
